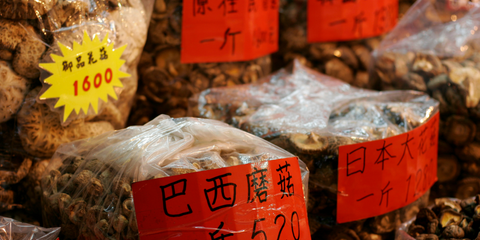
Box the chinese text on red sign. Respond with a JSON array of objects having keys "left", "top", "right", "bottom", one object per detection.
[
  {"left": 337, "top": 112, "right": 439, "bottom": 223},
  {"left": 307, "top": 0, "right": 398, "bottom": 42},
  {"left": 181, "top": 0, "right": 278, "bottom": 63},
  {"left": 132, "top": 157, "right": 310, "bottom": 240}
]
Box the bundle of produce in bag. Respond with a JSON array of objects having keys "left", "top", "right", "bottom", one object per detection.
[
  {"left": 191, "top": 60, "right": 439, "bottom": 239},
  {"left": 0, "top": 216, "right": 60, "bottom": 240},
  {"left": 273, "top": 0, "right": 398, "bottom": 88},
  {"left": 129, "top": 0, "right": 276, "bottom": 125},
  {"left": 372, "top": 0, "right": 480, "bottom": 200},
  {"left": 0, "top": 0, "right": 153, "bottom": 223},
  {"left": 40, "top": 115, "right": 310, "bottom": 239},
  {"left": 395, "top": 197, "right": 480, "bottom": 240}
]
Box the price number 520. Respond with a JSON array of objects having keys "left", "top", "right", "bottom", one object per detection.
[{"left": 73, "top": 68, "right": 113, "bottom": 96}]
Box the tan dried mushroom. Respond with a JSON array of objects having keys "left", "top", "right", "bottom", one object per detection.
[
  {"left": 17, "top": 87, "right": 115, "bottom": 157},
  {"left": 289, "top": 132, "right": 327, "bottom": 154},
  {"left": 0, "top": 60, "right": 29, "bottom": 123},
  {"left": 0, "top": 0, "right": 56, "bottom": 19}
]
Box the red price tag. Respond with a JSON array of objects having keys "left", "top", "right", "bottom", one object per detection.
[
  {"left": 337, "top": 112, "right": 439, "bottom": 223},
  {"left": 132, "top": 157, "right": 310, "bottom": 240},
  {"left": 307, "top": 0, "right": 398, "bottom": 42},
  {"left": 180, "top": 0, "right": 278, "bottom": 63}
]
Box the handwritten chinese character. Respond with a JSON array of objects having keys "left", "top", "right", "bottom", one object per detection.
[
  {"left": 269, "top": 26, "right": 275, "bottom": 44},
  {"left": 317, "top": 0, "right": 333, "bottom": 4},
  {"left": 88, "top": 51, "right": 97, "bottom": 64},
  {"left": 397, "top": 133, "right": 414, "bottom": 166},
  {"left": 430, "top": 118, "right": 438, "bottom": 147},
  {"left": 159, "top": 179, "right": 192, "bottom": 217},
  {"left": 193, "top": 0, "right": 212, "bottom": 16},
  {"left": 276, "top": 161, "right": 294, "bottom": 198},
  {"left": 375, "top": 140, "right": 396, "bottom": 170},
  {"left": 100, "top": 47, "right": 108, "bottom": 60},
  {"left": 353, "top": 11, "right": 367, "bottom": 36},
  {"left": 248, "top": 0, "right": 256, "bottom": 12},
  {"left": 343, "top": 0, "right": 355, "bottom": 2},
  {"left": 254, "top": 29, "right": 268, "bottom": 48},
  {"left": 418, "top": 126, "right": 429, "bottom": 155},
  {"left": 218, "top": 0, "right": 238, "bottom": 15},
  {"left": 379, "top": 181, "right": 393, "bottom": 207},
  {"left": 374, "top": 7, "right": 387, "bottom": 34},
  {"left": 330, "top": 19, "right": 347, "bottom": 26},
  {"left": 247, "top": 167, "right": 269, "bottom": 203},
  {"left": 262, "top": 0, "right": 268, "bottom": 10},
  {"left": 270, "top": 0, "right": 276, "bottom": 9},
  {"left": 209, "top": 222, "right": 234, "bottom": 240},
  {"left": 219, "top": 28, "right": 241, "bottom": 55},
  {"left": 346, "top": 147, "right": 366, "bottom": 176},
  {"left": 204, "top": 173, "right": 237, "bottom": 211},
  {"left": 76, "top": 56, "right": 85, "bottom": 69},
  {"left": 63, "top": 61, "right": 73, "bottom": 72}
]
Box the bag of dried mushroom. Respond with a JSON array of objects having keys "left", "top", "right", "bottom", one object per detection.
[
  {"left": 40, "top": 114, "right": 309, "bottom": 239},
  {"left": 0, "top": 0, "right": 153, "bottom": 225},
  {"left": 127, "top": 0, "right": 272, "bottom": 125},
  {"left": 0, "top": 216, "right": 61, "bottom": 240},
  {"left": 190, "top": 60, "right": 439, "bottom": 240},
  {"left": 395, "top": 197, "right": 480, "bottom": 240},
  {"left": 372, "top": 0, "right": 480, "bottom": 200}
]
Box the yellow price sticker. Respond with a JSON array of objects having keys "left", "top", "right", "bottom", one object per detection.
[{"left": 39, "top": 31, "right": 130, "bottom": 122}]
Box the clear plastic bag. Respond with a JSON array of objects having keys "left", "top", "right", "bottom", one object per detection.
[
  {"left": 40, "top": 115, "right": 309, "bottom": 239},
  {"left": 0, "top": 0, "right": 153, "bottom": 226},
  {"left": 0, "top": 216, "right": 60, "bottom": 240},
  {"left": 127, "top": 0, "right": 272, "bottom": 125},
  {"left": 191, "top": 60, "right": 439, "bottom": 239},
  {"left": 372, "top": 0, "right": 480, "bottom": 200}
]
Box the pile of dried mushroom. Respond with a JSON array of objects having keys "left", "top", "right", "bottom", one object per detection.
[
  {"left": 0, "top": 0, "right": 152, "bottom": 224},
  {"left": 128, "top": 0, "right": 272, "bottom": 125},
  {"left": 404, "top": 197, "right": 480, "bottom": 240}
]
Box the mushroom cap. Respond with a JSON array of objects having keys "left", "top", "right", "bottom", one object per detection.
[
  {"left": 289, "top": 132, "right": 327, "bottom": 154},
  {"left": 0, "top": 60, "right": 30, "bottom": 123},
  {"left": 12, "top": 38, "right": 46, "bottom": 79},
  {"left": 17, "top": 87, "right": 115, "bottom": 157},
  {"left": 0, "top": 0, "right": 57, "bottom": 19}
]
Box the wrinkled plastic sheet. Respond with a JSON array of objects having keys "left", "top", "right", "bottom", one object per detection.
[{"left": 0, "top": 216, "right": 60, "bottom": 240}]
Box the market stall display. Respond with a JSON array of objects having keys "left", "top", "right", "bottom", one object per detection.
[
  {"left": 40, "top": 115, "right": 309, "bottom": 239},
  {"left": 372, "top": 0, "right": 480, "bottom": 199},
  {"left": 0, "top": 0, "right": 153, "bottom": 225},
  {"left": 0, "top": 216, "right": 60, "bottom": 240},
  {"left": 191, "top": 60, "right": 439, "bottom": 239},
  {"left": 396, "top": 197, "right": 480, "bottom": 240}
]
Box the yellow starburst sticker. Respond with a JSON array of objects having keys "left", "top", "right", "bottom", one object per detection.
[{"left": 39, "top": 31, "right": 130, "bottom": 122}]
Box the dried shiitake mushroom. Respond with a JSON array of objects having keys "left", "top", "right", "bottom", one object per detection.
[
  {"left": 0, "top": 0, "right": 56, "bottom": 19},
  {"left": 289, "top": 132, "right": 328, "bottom": 154},
  {"left": 0, "top": 60, "right": 29, "bottom": 123},
  {"left": 17, "top": 88, "right": 114, "bottom": 157}
]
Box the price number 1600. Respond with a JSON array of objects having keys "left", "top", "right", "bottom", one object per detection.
[{"left": 73, "top": 68, "right": 113, "bottom": 96}]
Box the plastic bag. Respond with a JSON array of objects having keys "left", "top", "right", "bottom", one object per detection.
[
  {"left": 372, "top": 0, "right": 480, "bottom": 200},
  {"left": 0, "top": 216, "right": 60, "bottom": 240},
  {"left": 191, "top": 60, "right": 438, "bottom": 239},
  {"left": 395, "top": 197, "right": 478, "bottom": 240},
  {"left": 40, "top": 115, "right": 309, "bottom": 239},
  {"left": 0, "top": 0, "right": 153, "bottom": 226},
  {"left": 127, "top": 0, "right": 272, "bottom": 125}
]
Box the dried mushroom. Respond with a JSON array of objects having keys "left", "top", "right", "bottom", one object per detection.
[
  {"left": 17, "top": 88, "right": 114, "bottom": 157},
  {"left": 289, "top": 132, "right": 327, "bottom": 154},
  {"left": 0, "top": 0, "right": 56, "bottom": 19},
  {"left": 0, "top": 60, "right": 29, "bottom": 123}
]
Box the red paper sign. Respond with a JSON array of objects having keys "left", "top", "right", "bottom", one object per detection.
[
  {"left": 132, "top": 157, "right": 310, "bottom": 240},
  {"left": 337, "top": 112, "right": 439, "bottom": 223},
  {"left": 180, "top": 0, "right": 278, "bottom": 63},
  {"left": 307, "top": 0, "right": 398, "bottom": 42}
]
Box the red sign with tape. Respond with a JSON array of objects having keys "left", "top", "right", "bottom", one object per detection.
[
  {"left": 181, "top": 0, "right": 278, "bottom": 63},
  {"left": 337, "top": 112, "right": 439, "bottom": 223},
  {"left": 132, "top": 157, "right": 310, "bottom": 240},
  {"left": 307, "top": 0, "right": 398, "bottom": 42}
]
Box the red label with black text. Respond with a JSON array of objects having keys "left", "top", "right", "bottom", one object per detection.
[
  {"left": 180, "top": 0, "right": 278, "bottom": 63},
  {"left": 132, "top": 157, "right": 310, "bottom": 240},
  {"left": 307, "top": 0, "right": 398, "bottom": 42},
  {"left": 337, "top": 112, "right": 439, "bottom": 223}
]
